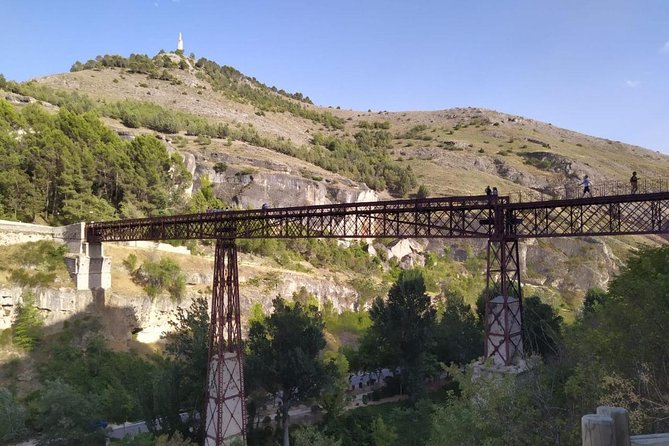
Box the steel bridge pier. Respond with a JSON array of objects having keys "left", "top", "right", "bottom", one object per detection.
[{"left": 204, "top": 238, "right": 247, "bottom": 446}]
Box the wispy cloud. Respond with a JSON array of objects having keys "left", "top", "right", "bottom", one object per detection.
[
  {"left": 662, "top": 42, "right": 669, "bottom": 54},
  {"left": 625, "top": 80, "right": 641, "bottom": 88}
]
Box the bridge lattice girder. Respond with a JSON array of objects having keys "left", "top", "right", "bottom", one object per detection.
[{"left": 86, "top": 192, "right": 669, "bottom": 242}]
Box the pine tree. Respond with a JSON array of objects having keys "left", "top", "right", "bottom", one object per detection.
[{"left": 12, "top": 291, "right": 44, "bottom": 351}]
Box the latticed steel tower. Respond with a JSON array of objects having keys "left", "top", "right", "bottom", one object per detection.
[{"left": 204, "top": 238, "right": 247, "bottom": 445}]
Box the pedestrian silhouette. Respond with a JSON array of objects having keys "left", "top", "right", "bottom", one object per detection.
[
  {"left": 581, "top": 175, "right": 592, "bottom": 197},
  {"left": 485, "top": 185, "right": 492, "bottom": 196},
  {"left": 492, "top": 187, "right": 498, "bottom": 196},
  {"left": 630, "top": 171, "right": 638, "bottom": 194}
]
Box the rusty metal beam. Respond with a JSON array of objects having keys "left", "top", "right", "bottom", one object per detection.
[
  {"left": 87, "top": 193, "right": 669, "bottom": 243},
  {"left": 87, "top": 196, "right": 502, "bottom": 242}
]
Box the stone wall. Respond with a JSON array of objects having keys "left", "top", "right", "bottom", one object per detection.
[
  {"left": 0, "top": 220, "right": 111, "bottom": 291},
  {"left": 0, "top": 220, "right": 58, "bottom": 246}
]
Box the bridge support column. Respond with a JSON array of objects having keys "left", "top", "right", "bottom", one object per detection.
[
  {"left": 484, "top": 237, "right": 525, "bottom": 366},
  {"left": 205, "top": 238, "right": 247, "bottom": 445}
]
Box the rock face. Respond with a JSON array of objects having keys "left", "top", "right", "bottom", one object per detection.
[
  {"left": 521, "top": 237, "right": 622, "bottom": 293},
  {"left": 190, "top": 154, "right": 378, "bottom": 209},
  {"left": 0, "top": 286, "right": 95, "bottom": 331},
  {"left": 110, "top": 269, "right": 356, "bottom": 344},
  {"left": 220, "top": 172, "right": 378, "bottom": 209},
  {"left": 0, "top": 268, "right": 358, "bottom": 345}
]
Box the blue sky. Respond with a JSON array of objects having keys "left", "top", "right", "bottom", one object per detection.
[{"left": 3, "top": 0, "right": 668, "bottom": 152}]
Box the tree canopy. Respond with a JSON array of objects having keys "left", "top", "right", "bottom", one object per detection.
[
  {"left": 246, "top": 297, "right": 335, "bottom": 446},
  {"left": 0, "top": 100, "right": 191, "bottom": 224},
  {"left": 361, "top": 269, "right": 436, "bottom": 401}
]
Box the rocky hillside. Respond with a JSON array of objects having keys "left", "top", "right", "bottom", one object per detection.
[{"left": 2, "top": 51, "right": 668, "bottom": 339}]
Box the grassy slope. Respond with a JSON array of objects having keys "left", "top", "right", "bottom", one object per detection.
[{"left": 36, "top": 66, "right": 669, "bottom": 197}]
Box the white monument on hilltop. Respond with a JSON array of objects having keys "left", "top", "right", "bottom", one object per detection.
[{"left": 177, "top": 32, "right": 184, "bottom": 52}]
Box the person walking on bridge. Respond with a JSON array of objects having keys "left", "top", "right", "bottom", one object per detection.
[
  {"left": 581, "top": 175, "right": 592, "bottom": 197},
  {"left": 630, "top": 171, "right": 639, "bottom": 194}
]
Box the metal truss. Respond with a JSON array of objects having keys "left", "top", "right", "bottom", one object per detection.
[
  {"left": 509, "top": 193, "right": 669, "bottom": 238},
  {"left": 484, "top": 238, "right": 524, "bottom": 366},
  {"left": 87, "top": 196, "right": 502, "bottom": 242},
  {"left": 204, "top": 239, "right": 247, "bottom": 446},
  {"left": 87, "top": 194, "right": 669, "bottom": 243}
]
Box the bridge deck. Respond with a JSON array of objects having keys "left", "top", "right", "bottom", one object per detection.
[{"left": 86, "top": 192, "right": 669, "bottom": 242}]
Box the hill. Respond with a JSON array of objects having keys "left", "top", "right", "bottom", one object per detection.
[{"left": 2, "top": 50, "right": 668, "bottom": 316}]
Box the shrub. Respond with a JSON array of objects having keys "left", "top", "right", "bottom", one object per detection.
[
  {"left": 123, "top": 253, "right": 138, "bottom": 272},
  {"left": 0, "top": 388, "right": 28, "bottom": 443},
  {"left": 417, "top": 184, "right": 430, "bottom": 199},
  {"left": 213, "top": 162, "right": 228, "bottom": 174},
  {"left": 133, "top": 258, "right": 186, "bottom": 300},
  {"left": 7, "top": 241, "right": 68, "bottom": 287}
]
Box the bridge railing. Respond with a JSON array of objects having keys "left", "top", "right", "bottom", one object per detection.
[
  {"left": 510, "top": 179, "right": 669, "bottom": 203},
  {"left": 563, "top": 178, "right": 669, "bottom": 199}
]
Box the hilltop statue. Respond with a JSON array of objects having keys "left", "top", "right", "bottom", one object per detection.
[{"left": 177, "top": 32, "right": 184, "bottom": 52}]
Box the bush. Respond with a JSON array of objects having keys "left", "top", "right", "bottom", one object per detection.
[
  {"left": 5, "top": 241, "right": 68, "bottom": 287},
  {"left": 123, "top": 253, "right": 138, "bottom": 272},
  {"left": 0, "top": 388, "right": 28, "bottom": 443},
  {"left": 133, "top": 258, "right": 186, "bottom": 300},
  {"left": 417, "top": 184, "right": 430, "bottom": 199}
]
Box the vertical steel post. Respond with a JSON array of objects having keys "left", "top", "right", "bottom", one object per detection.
[
  {"left": 205, "top": 238, "right": 247, "bottom": 446},
  {"left": 484, "top": 203, "right": 525, "bottom": 366}
]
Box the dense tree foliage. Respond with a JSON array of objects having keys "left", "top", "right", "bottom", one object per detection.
[
  {"left": 36, "top": 316, "right": 157, "bottom": 423},
  {"left": 246, "top": 297, "right": 336, "bottom": 446},
  {"left": 428, "top": 365, "right": 552, "bottom": 446},
  {"left": 129, "top": 257, "right": 187, "bottom": 300},
  {"left": 432, "top": 291, "right": 482, "bottom": 366},
  {"left": 5, "top": 79, "right": 414, "bottom": 195},
  {"left": 311, "top": 131, "right": 416, "bottom": 195},
  {"left": 564, "top": 245, "right": 669, "bottom": 433},
  {"left": 0, "top": 99, "right": 190, "bottom": 223},
  {"left": 522, "top": 295, "right": 562, "bottom": 358},
  {"left": 359, "top": 270, "right": 436, "bottom": 402},
  {"left": 36, "top": 380, "right": 106, "bottom": 446},
  {"left": 0, "top": 387, "right": 28, "bottom": 443},
  {"left": 162, "top": 297, "right": 210, "bottom": 440}
]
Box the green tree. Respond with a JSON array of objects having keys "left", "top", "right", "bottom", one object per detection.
[
  {"left": 36, "top": 380, "right": 106, "bottom": 446},
  {"left": 583, "top": 287, "right": 607, "bottom": 314},
  {"left": 162, "top": 297, "right": 210, "bottom": 440},
  {"left": 135, "top": 258, "right": 186, "bottom": 300},
  {"left": 416, "top": 184, "right": 430, "bottom": 199},
  {"left": 370, "top": 416, "right": 397, "bottom": 446},
  {"left": 433, "top": 290, "right": 483, "bottom": 366},
  {"left": 12, "top": 291, "right": 44, "bottom": 350},
  {"left": 363, "top": 269, "right": 436, "bottom": 401},
  {"left": 293, "top": 426, "right": 341, "bottom": 446},
  {"left": 0, "top": 387, "right": 28, "bottom": 444},
  {"left": 246, "top": 297, "right": 335, "bottom": 446},
  {"left": 188, "top": 175, "right": 226, "bottom": 213},
  {"left": 564, "top": 245, "right": 669, "bottom": 433},
  {"left": 523, "top": 295, "right": 562, "bottom": 359},
  {"left": 428, "top": 365, "right": 551, "bottom": 446}
]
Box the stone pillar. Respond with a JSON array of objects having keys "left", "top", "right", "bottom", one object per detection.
[
  {"left": 486, "top": 294, "right": 523, "bottom": 365},
  {"left": 60, "top": 222, "right": 111, "bottom": 290},
  {"left": 84, "top": 242, "right": 111, "bottom": 289},
  {"left": 582, "top": 414, "right": 616, "bottom": 446},
  {"left": 597, "top": 406, "right": 631, "bottom": 446}
]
